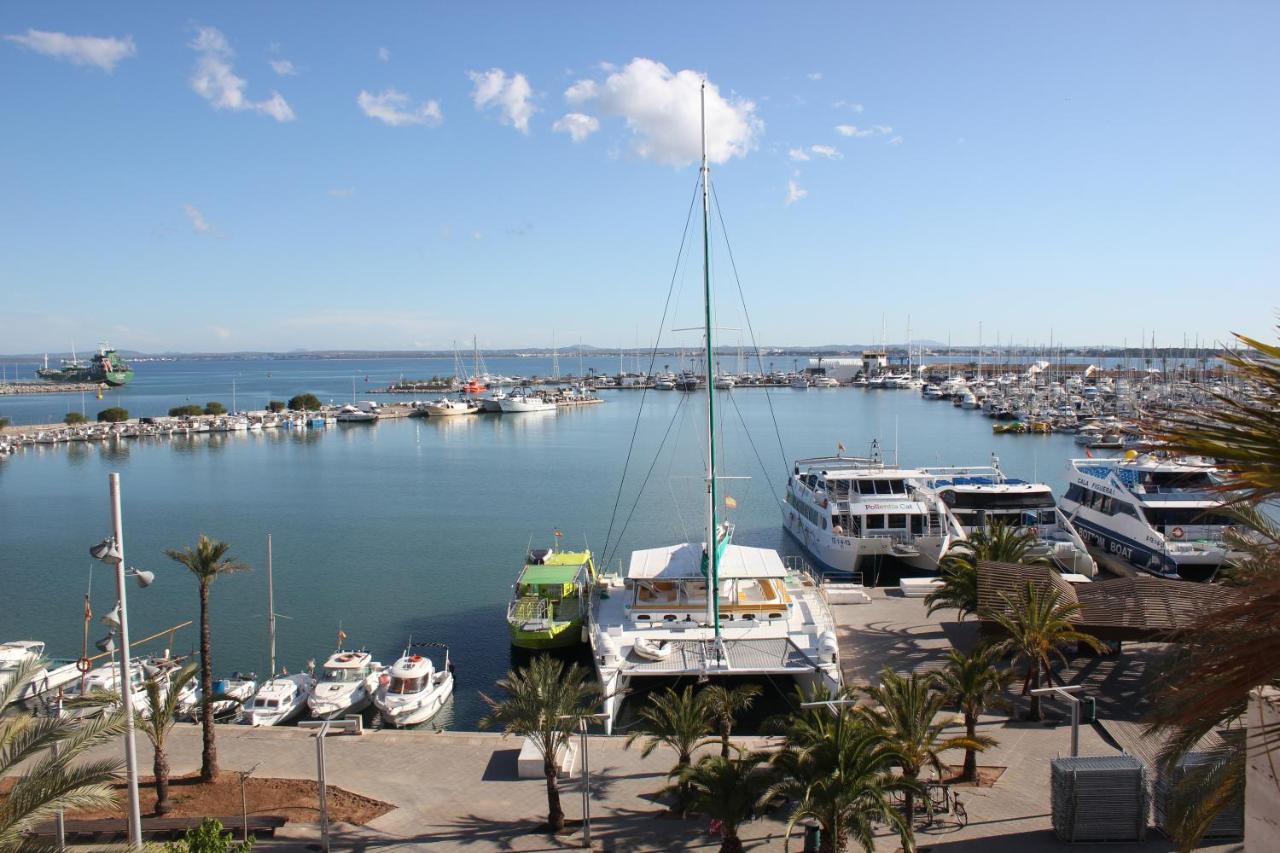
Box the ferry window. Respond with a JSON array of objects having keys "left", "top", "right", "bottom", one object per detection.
[
  {"left": 1113, "top": 502, "right": 1139, "bottom": 520},
  {"left": 858, "top": 480, "right": 876, "bottom": 495},
  {"left": 875, "top": 480, "right": 893, "bottom": 495},
  {"left": 1065, "top": 484, "right": 1087, "bottom": 504},
  {"left": 1038, "top": 510, "right": 1056, "bottom": 525},
  {"left": 866, "top": 514, "right": 885, "bottom": 530},
  {"left": 888, "top": 480, "right": 906, "bottom": 494},
  {"left": 910, "top": 515, "right": 924, "bottom": 535},
  {"left": 887, "top": 514, "right": 907, "bottom": 528},
  {"left": 1098, "top": 496, "right": 1114, "bottom": 514}
]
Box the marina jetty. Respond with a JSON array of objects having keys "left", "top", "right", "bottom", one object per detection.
[{"left": 0, "top": 380, "right": 99, "bottom": 396}]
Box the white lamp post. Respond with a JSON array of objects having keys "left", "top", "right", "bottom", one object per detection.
[
  {"left": 88, "top": 472, "right": 154, "bottom": 850},
  {"left": 1030, "top": 684, "right": 1085, "bottom": 756},
  {"left": 559, "top": 712, "right": 611, "bottom": 849}
]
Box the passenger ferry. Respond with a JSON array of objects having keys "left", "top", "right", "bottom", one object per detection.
[
  {"left": 1059, "top": 452, "right": 1243, "bottom": 581},
  {"left": 912, "top": 456, "right": 1096, "bottom": 577},
  {"left": 782, "top": 442, "right": 954, "bottom": 574}
]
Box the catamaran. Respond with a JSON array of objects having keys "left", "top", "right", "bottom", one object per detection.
[
  {"left": 589, "top": 85, "right": 841, "bottom": 735},
  {"left": 1059, "top": 452, "right": 1245, "bottom": 581},
  {"left": 506, "top": 540, "right": 596, "bottom": 649}
]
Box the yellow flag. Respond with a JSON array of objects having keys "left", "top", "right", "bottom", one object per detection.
[{"left": 724, "top": 496, "right": 737, "bottom": 509}]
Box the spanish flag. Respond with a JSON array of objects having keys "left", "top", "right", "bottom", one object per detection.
[
  {"left": 724, "top": 496, "right": 737, "bottom": 509},
  {"left": 337, "top": 628, "right": 347, "bottom": 644}
]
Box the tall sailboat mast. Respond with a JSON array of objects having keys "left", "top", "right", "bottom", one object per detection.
[
  {"left": 266, "top": 533, "right": 276, "bottom": 677},
  {"left": 699, "top": 82, "right": 721, "bottom": 636}
]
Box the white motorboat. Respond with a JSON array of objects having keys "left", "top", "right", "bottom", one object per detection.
[
  {"left": 307, "top": 650, "right": 381, "bottom": 719},
  {"left": 373, "top": 644, "right": 454, "bottom": 728},
  {"left": 421, "top": 397, "right": 480, "bottom": 417},
  {"left": 811, "top": 376, "right": 840, "bottom": 388},
  {"left": 65, "top": 657, "right": 169, "bottom": 719},
  {"left": 590, "top": 87, "right": 841, "bottom": 735},
  {"left": 336, "top": 405, "right": 378, "bottom": 423},
  {"left": 247, "top": 673, "right": 314, "bottom": 726},
  {"left": 789, "top": 376, "right": 810, "bottom": 389},
  {"left": 479, "top": 389, "right": 509, "bottom": 412},
  {"left": 0, "top": 641, "right": 79, "bottom": 707},
  {"left": 783, "top": 442, "right": 954, "bottom": 574},
  {"left": 912, "top": 456, "right": 1096, "bottom": 577},
  {"left": 1060, "top": 452, "right": 1245, "bottom": 581},
  {"left": 181, "top": 673, "right": 258, "bottom": 722},
  {"left": 498, "top": 390, "right": 557, "bottom": 413}
]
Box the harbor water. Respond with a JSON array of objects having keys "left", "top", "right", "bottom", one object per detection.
[{"left": 0, "top": 356, "right": 1084, "bottom": 729}]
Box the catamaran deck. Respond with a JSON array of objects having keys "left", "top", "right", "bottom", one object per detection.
[{"left": 616, "top": 637, "right": 816, "bottom": 674}]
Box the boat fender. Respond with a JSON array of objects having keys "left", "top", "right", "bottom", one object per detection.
[
  {"left": 379, "top": 674, "right": 390, "bottom": 686},
  {"left": 818, "top": 631, "right": 839, "bottom": 665},
  {"left": 1171, "top": 527, "right": 1184, "bottom": 540}
]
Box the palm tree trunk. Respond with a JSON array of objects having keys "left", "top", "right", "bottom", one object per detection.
[
  {"left": 198, "top": 581, "right": 218, "bottom": 782},
  {"left": 675, "top": 753, "right": 692, "bottom": 817},
  {"left": 544, "top": 757, "right": 564, "bottom": 833},
  {"left": 720, "top": 721, "right": 731, "bottom": 759},
  {"left": 720, "top": 827, "right": 744, "bottom": 853},
  {"left": 153, "top": 744, "right": 171, "bottom": 815},
  {"left": 904, "top": 769, "right": 918, "bottom": 826},
  {"left": 1028, "top": 661, "right": 1042, "bottom": 722},
  {"left": 962, "top": 711, "right": 978, "bottom": 781}
]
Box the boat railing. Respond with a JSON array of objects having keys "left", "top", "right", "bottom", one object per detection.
[{"left": 508, "top": 596, "right": 549, "bottom": 622}]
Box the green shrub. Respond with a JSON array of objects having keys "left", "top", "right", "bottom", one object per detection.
[
  {"left": 169, "top": 404, "right": 204, "bottom": 417},
  {"left": 164, "top": 817, "right": 253, "bottom": 853},
  {"left": 267, "top": 400, "right": 286, "bottom": 413},
  {"left": 63, "top": 411, "right": 87, "bottom": 425},
  {"left": 97, "top": 407, "right": 129, "bottom": 423},
  {"left": 287, "top": 393, "right": 322, "bottom": 412},
  {"left": 204, "top": 401, "right": 227, "bottom": 416}
]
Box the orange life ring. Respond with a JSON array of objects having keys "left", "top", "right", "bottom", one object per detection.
[
  {"left": 1171, "top": 527, "right": 1184, "bottom": 540},
  {"left": 76, "top": 657, "right": 92, "bottom": 674},
  {"left": 409, "top": 655, "right": 424, "bottom": 663}
]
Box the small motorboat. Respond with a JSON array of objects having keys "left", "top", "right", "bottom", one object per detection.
[
  {"left": 181, "top": 673, "right": 258, "bottom": 722},
  {"left": 307, "top": 650, "right": 381, "bottom": 719},
  {"left": 373, "top": 644, "right": 455, "bottom": 728},
  {"left": 247, "top": 672, "right": 315, "bottom": 727}
]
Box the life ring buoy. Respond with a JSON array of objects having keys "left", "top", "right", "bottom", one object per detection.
[
  {"left": 76, "top": 657, "right": 92, "bottom": 674},
  {"left": 1171, "top": 527, "right": 1184, "bottom": 540},
  {"left": 409, "top": 655, "right": 424, "bottom": 663}
]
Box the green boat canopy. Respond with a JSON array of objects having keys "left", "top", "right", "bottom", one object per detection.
[{"left": 519, "top": 563, "right": 587, "bottom": 586}]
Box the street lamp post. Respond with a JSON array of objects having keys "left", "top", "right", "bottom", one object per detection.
[
  {"left": 559, "top": 712, "right": 610, "bottom": 849},
  {"left": 1030, "top": 684, "right": 1085, "bottom": 756}
]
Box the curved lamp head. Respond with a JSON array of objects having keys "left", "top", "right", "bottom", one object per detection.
[
  {"left": 131, "top": 569, "right": 155, "bottom": 589},
  {"left": 95, "top": 634, "right": 116, "bottom": 654},
  {"left": 100, "top": 605, "right": 121, "bottom": 630},
  {"left": 89, "top": 538, "right": 122, "bottom": 565}
]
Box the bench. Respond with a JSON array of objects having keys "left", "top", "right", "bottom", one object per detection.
[{"left": 31, "top": 815, "right": 288, "bottom": 843}]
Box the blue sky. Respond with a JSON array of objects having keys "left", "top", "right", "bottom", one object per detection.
[{"left": 1, "top": 2, "right": 1276, "bottom": 354}]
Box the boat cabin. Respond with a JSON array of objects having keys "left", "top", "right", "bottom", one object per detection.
[
  {"left": 624, "top": 542, "right": 793, "bottom": 624},
  {"left": 321, "top": 651, "right": 374, "bottom": 682},
  {"left": 386, "top": 654, "right": 436, "bottom": 694}
]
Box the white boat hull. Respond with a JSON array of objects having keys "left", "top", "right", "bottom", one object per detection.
[{"left": 375, "top": 674, "right": 454, "bottom": 728}]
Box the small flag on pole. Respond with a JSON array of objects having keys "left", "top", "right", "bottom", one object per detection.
[
  {"left": 837, "top": 442, "right": 845, "bottom": 455},
  {"left": 84, "top": 594, "right": 92, "bottom": 622},
  {"left": 724, "top": 496, "right": 737, "bottom": 509},
  {"left": 554, "top": 529, "right": 563, "bottom": 539},
  {"left": 337, "top": 628, "right": 347, "bottom": 643},
  {"left": 1085, "top": 447, "right": 1093, "bottom": 458}
]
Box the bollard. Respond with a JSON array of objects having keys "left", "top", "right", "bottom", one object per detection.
[{"left": 803, "top": 821, "right": 822, "bottom": 852}]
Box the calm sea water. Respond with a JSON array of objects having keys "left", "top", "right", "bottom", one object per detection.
[{"left": 0, "top": 356, "right": 1085, "bottom": 729}]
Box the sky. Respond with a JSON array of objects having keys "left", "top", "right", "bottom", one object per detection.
[{"left": 1, "top": 2, "right": 1276, "bottom": 354}]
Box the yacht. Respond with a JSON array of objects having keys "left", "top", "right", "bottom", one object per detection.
[
  {"left": 783, "top": 447, "right": 954, "bottom": 574},
  {"left": 912, "top": 457, "right": 1096, "bottom": 577},
  {"left": 499, "top": 389, "right": 557, "bottom": 413},
  {"left": 65, "top": 657, "right": 170, "bottom": 718},
  {"left": 372, "top": 643, "right": 454, "bottom": 728},
  {"left": 589, "top": 89, "right": 841, "bottom": 736},
  {"left": 180, "top": 674, "right": 258, "bottom": 722},
  {"left": 479, "top": 389, "right": 509, "bottom": 412},
  {"left": 811, "top": 376, "right": 840, "bottom": 388},
  {"left": 307, "top": 650, "right": 382, "bottom": 719},
  {"left": 247, "top": 672, "right": 315, "bottom": 727},
  {"left": 789, "top": 375, "right": 810, "bottom": 389},
  {"left": 507, "top": 544, "right": 596, "bottom": 649},
  {"left": 0, "top": 641, "right": 79, "bottom": 707},
  {"left": 420, "top": 397, "right": 480, "bottom": 417},
  {"left": 1059, "top": 453, "right": 1245, "bottom": 581},
  {"left": 335, "top": 405, "right": 378, "bottom": 423}
]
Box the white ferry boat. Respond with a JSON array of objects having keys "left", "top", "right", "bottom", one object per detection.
[
  {"left": 589, "top": 87, "right": 840, "bottom": 735},
  {"left": 912, "top": 457, "right": 1096, "bottom": 577},
  {"left": 783, "top": 444, "right": 954, "bottom": 574},
  {"left": 1059, "top": 453, "right": 1243, "bottom": 581}
]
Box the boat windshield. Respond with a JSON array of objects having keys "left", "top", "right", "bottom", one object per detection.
[
  {"left": 388, "top": 676, "right": 425, "bottom": 694},
  {"left": 1143, "top": 508, "right": 1234, "bottom": 527},
  {"left": 944, "top": 491, "right": 1055, "bottom": 510},
  {"left": 323, "top": 667, "right": 366, "bottom": 683},
  {"left": 1140, "top": 470, "right": 1215, "bottom": 490},
  {"left": 253, "top": 698, "right": 280, "bottom": 709}
]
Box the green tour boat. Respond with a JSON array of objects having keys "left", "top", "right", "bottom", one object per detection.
[{"left": 506, "top": 542, "right": 597, "bottom": 650}]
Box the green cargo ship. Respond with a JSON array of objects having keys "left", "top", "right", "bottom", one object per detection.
[
  {"left": 37, "top": 345, "right": 134, "bottom": 387},
  {"left": 506, "top": 543, "right": 597, "bottom": 650}
]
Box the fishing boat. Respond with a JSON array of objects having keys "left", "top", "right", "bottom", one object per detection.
[
  {"left": 335, "top": 404, "right": 378, "bottom": 423},
  {"left": 307, "top": 646, "right": 382, "bottom": 719},
  {"left": 180, "top": 674, "right": 257, "bottom": 722},
  {"left": 911, "top": 457, "right": 1096, "bottom": 577},
  {"left": 498, "top": 388, "right": 557, "bottom": 413},
  {"left": 372, "top": 642, "right": 454, "bottom": 728},
  {"left": 1059, "top": 452, "right": 1245, "bottom": 581},
  {"left": 420, "top": 397, "right": 480, "bottom": 417},
  {"left": 589, "top": 85, "right": 841, "bottom": 735},
  {"left": 506, "top": 541, "right": 596, "bottom": 649},
  {"left": 783, "top": 442, "right": 954, "bottom": 574}
]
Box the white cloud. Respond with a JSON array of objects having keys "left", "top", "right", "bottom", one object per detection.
[
  {"left": 184, "top": 204, "right": 212, "bottom": 234},
  {"left": 785, "top": 180, "right": 807, "bottom": 206},
  {"left": 836, "top": 123, "right": 892, "bottom": 138},
  {"left": 327, "top": 187, "right": 355, "bottom": 199},
  {"left": 269, "top": 59, "right": 297, "bottom": 76},
  {"left": 377, "top": 46, "right": 390, "bottom": 62},
  {"left": 552, "top": 112, "right": 600, "bottom": 142},
  {"left": 3, "top": 29, "right": 135, "bottom": 72},
  {"left": 788, "top": 147, "right": 810, "bottom": 162},
  {"left": 468, "top": 68, "right": 537, "bottom": 133},
  {"left": 810, "top": 144, "right": 842, "bottom": 160},
  {"left": 833, "top": 100, "right": 864, "bottom": 113},
  {"left": 189, "top": 26, "right": 295, "bottom": 121},
  {"left": 563, "top": 58, "right": 761, "bottom": 166},
  {"left": 806, "top": 72, "right": 823, "bottom": 81},
  {"left": 357, "top": 88, "right": 442, "bottom": 127},
  {"left": 888, "top": 136, "right": 904, "bottom": 146}
]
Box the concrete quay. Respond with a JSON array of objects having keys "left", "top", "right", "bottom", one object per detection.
[{"left": 70, "top": 591, "right": 1240, "bottom": 852}]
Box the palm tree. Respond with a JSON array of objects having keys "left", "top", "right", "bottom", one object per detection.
[
  {"left": 766, "top": 698, "right": 916, "bottom": 853},
  {"left": 926, "top": 522, "right": 1047, "bottom": 619},
  {"left": 932, "top": 645, "right": 1011, "bottom": 782},
  {"left": 1141, "top": 329, "right": 1280, "bottom": 851},
  {"left": 982, "top": 580, "right": 1103, "bottom": 721},
  {"left": 670, "top": 752, "right": 773, "bottom": 853},
  {"left": 863, "top": 668, "right": 989, "bottom": 824},
  {"left": 164, "top": 535, "right": 249, "bottom": 783},
  {"left": 136, "top": 661, "right": 199, "bottom": 815},
  {"left": 699, "top": 683, "right": 762, "bottom": 758},
  {"left": 624, "top": 685, "right": 716, "bottom": 816},
  {"left": 478, "top": 656, "right": 601, "bottom": 834},
  {"left": 0, "top": 658, "right": 127, "bottom": 850}
]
